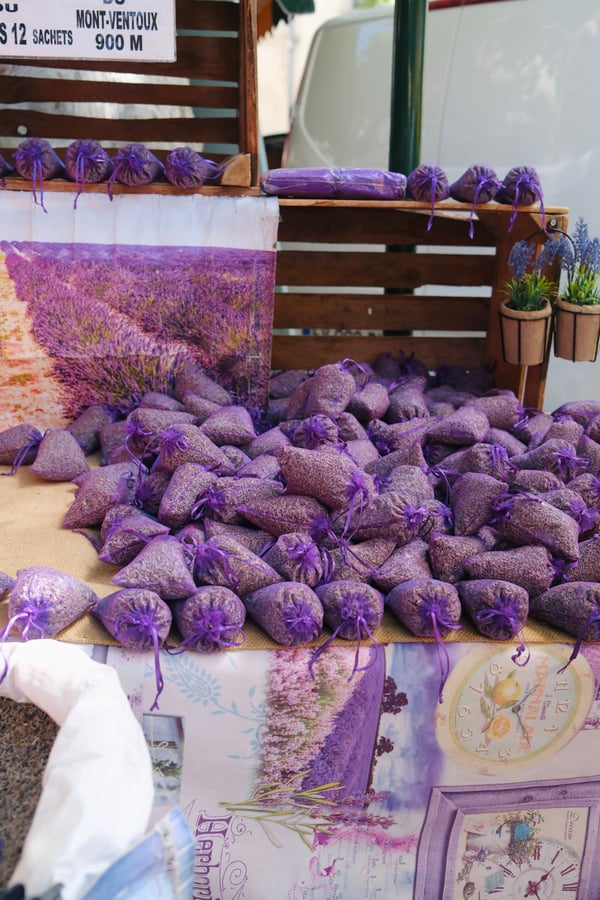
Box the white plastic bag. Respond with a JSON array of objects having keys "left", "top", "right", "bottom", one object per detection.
[{"left": 0, "top": 640, "right": 154, "bottom": 899}]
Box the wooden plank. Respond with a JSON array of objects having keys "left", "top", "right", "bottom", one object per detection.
[
  {"left": 0, "top": 174, "right": 260, "bottom": 196},
  {"left": 0, "top": 34, "right": 241, "bottom": 82},
  {"left": 0, "top": 110, "right": 240, "bottom": 146},
  {"left": 273, "top": 293, "right": 490, "bottom": 332},
  {"left": 0, "top": 76, "right": 239, "bottom": 110},
  {"left": 277, "top": 205, "right": 496, "bottom": 247},
  {"left": 275, "top": 249, "right": 495, "bottom": 289},
  {"left": 238, "top": 0, "right": 259, "bottom": 172},
  {"left": 271, "top": 334, "right": 487, "bottom": 372}
]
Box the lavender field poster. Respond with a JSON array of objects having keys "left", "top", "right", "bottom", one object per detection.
[
  {"left": 0, "top": 191, "right": 280, "bottom": 429},
  {"left": 98, "top": 639, "right": 600, "bottom": 899}
]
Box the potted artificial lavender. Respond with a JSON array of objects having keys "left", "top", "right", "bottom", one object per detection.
[
  {"left": 498, "top": 237, "right": 557, "bottom": 367},
  {"left": 552, "top": 217, "right": 600, "bottom": 362}
]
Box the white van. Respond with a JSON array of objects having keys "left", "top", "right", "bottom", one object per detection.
[{"left": 282, "top": 0, "right": 600, "bottom": 411}]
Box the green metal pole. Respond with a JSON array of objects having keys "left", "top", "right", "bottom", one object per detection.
[{"left": 388, "top": 0, "right": 427, "bottom": 174}]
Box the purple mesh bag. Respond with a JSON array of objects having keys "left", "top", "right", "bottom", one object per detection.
[
  {"left": 496, "top": 165, "right": 545, "bottom": 230},
  {"left": 108, "top": 143, "right": 164, "bottom": 193},
  {"left": 164, "top": 146, "right": 222, "bottom": 189},
  {"left": 406, "top": 163, "right": 449, "bottom": 230},
  {"left": 64, "top": 138, "right": 113, "bottom": 208},
  {"left": 449, "top": 164, "right": 503, "bottom": 238},
  {"left": 12, "top": 137, "right": 65, "bottom": 212}
]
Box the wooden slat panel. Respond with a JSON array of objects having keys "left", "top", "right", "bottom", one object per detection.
[
  {"left": 0, "top": 76, "right": 239, "bottom": 110},
  {"left": 0, "top": 110, "right": 239, "bottom": 145},
  {"left": 273, "top": 293, "right": 490, "bottom": 332},
  {"left": 271, "top": 335, "right": 487, "bottom": 372},
  {"left": 0, "top": 35, "right": 240, "bottom": 82},
  {"left": 277, "top": 204, "right": 497, "bottom": 247},
  {"left": 276, "top": 249, "right": 495, "bottom": 289},
  {"left": 0, "top": 0, "right": 257, "bottom": 182}
]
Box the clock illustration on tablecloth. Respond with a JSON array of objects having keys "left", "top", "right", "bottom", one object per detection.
[
  {"left": 413, "top": 777, "right": 600, "bottom": 898},
  {"left": 434, "top": 644, "right": 595, "bottom": 774}
]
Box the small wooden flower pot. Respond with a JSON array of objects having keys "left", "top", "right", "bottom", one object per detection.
[
  {"left": 498, "top": 301, "right": 553, "bottom": 367},
  {"left": 553, "top": 297, "right": 600, "bottom": 362}
]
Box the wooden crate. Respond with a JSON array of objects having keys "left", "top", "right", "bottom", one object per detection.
[
  {"left": 0, "top": 0, "right": 259, "bottom": 189},
  {"left": 272, "top": 199, "right": 569, "bottom": 410}
]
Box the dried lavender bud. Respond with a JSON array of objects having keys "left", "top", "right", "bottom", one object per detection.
[
  {"left": 173, "top": 360, "right": 232, "bottom": 406},
  {"left": 12, "top": 137, "right": 64, "bottom": 211},
  {"left": 134, "top": 468, "right": 172, "bottom": 517},
  {"left": 276, "top": 444, "right": 376, "bottom": 511},
  {"left": 347, "top": 492, "right": 426, "bottom": 544},
  {"left": 2, "top": 566, "right": 98, "bottom": 643},
  {"left": 171, "top": 585, "right": 246, "bottom": 652},
  {"left": 244, "top": 425, "right": 291, "bottom": 460},
  {"left": 139, "top": 391, "right": 186, "bottom": 412},
  {"left": 238, "top": 493, "right": 328, "bottom": 537},
  {"left": 156, "top": 463, "right": 216, "bottom": 529},
  {"left": 98, "top": 513, "right": 171, "bottom": 566},
  {"left": 164, "top": 146, "right": 221, "bottom": 189},
  {"left": 93, "top": 587, "right": 172, "bottom": 709},
  {"left": 190, "top": 476, "right": 285, "bottom": 527},
  {"left": 567, "top": 473, "right": 600, "bottom": 508},
  {"left": 64, "top": 138, "right": 113, "bottom": 207},
  {"left": 371, "top": 537, "right": 432, "bottom": 592},
  {"left": 457, "top": 579, "right": 528, "bottom": 655},
  {"left": 199, "top": 405, "right": 257, "bottom": 447},
  {"left": 180, "top": 393, "right": 222, "bottom": 424},
  {"left": 510, "top": 438, "right": 588, "bottom": 482},
  {"left": 152, "top": 423, "right": 233, "bottom": 474},
  {"left": 378, "top": 464, "right": 434, "bottom": 505},
  {"left": 507, "top": 468, "right": 563, "bottom": 494},
  {"left": 529, "top": 582, "right": 600, "bottom": 640},
  {"left": 66, "top": 405, "right": 117, "bottom": 455},
  {"left": 63, "top": 461, "right": 138, "bottom": 528},
  {"left": 98, "top": 419, "right": 130, "bottom": 466},
  {"left": 262, "top": 532, "right": 328, "bottom": 587},
  {"left": 289, "top": 413, "right": 339, "bottom": 449},
  {"left": 483, "top": 428, "right": 527, "bottom": 457},
  {"left": 303, "top": 362, "right": 357, "bottom": 419},
  {"left": 463, "top": 544, "right": 555, "bottom": 597},
  {"left": 429, "top": 532, "right": 488, "bottom": 583},
  {"left": 202, "top": 520, "right": 273, "bottom": 557},
  {"left": 335, "top": 411, "right": 370, "bottom": 442},
  {"left": 449, "top": 163, "right": 502, "bottom": 237},
  {"left": 406, "top": 163, "right": 449, "bottom": 230},
  {"left": 497, "top": 165, "right": 544, "bottom": 229},
  {"left": 243, "top": 581, "right": 323, "bottom": 646},
  {"left": 344, "top": 439, "right": 381, "bottom": 469},
  {"left": 425, "top": 405, "right": 490, "bottom": 446},
  {"left": 112, "top": 534, "right": 196, "bottom": 600},
  {"left": 347, "top": 381, "right": 390, "bottom": 423},
  {"left": 30, "top": 428, "right": 90, "bottom": 482},
  {"left": 313, "top": 580, "right": 384, "bottom": 661},
  {"left": 386, "top": 387, "right": 430, "bottom": 423},
  {"left": 491, "top": 491, "right": 581, "bottom": 561},
  {"left": 450, "top": 472, "right": 509, "bottom": 536},
  {"left": 562, "top": 538, "right": 600, "bottom": 583},
  {"left": 328, "top": 538, "right": 396, "bottom": 583},
  {"left": 193, "top": 534, "right": 281, "bottom": 596},
  {"left": 386, "top": 577, "right": 462, "bottom": 701},
  {"left": 108, "top": 142, "right": 163, "bottom": 189},
  {"left": 577, "top": 434, "right": 600, "bottom": 477},
  {"left": 235, "top": 452, "right": 282, "bottom": 480},
  {"left": 269, "top": 369, "right": 310, "bottom": 399},
  {"left": 0, "top": 423, "right": 42, "bottom": 468}
]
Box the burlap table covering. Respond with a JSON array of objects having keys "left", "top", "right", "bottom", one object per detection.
[{"left": 0, "top": 461, "right": 573, "bottom": 650}]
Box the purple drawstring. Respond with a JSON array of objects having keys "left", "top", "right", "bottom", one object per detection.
[
  {"left": 475, "top": 602, "right": 530, "bottom": 667},
  {"left": 557, "top": 608, "right": 600, "bottom": 674}
]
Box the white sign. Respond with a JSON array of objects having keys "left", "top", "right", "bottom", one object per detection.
[{"left": 0, "top": 0, "right": 176, "bottom": 62}]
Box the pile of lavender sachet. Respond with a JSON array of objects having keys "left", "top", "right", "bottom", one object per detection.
[{"left": 2, "top": 354, "right": 600, "bottom": 707}]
